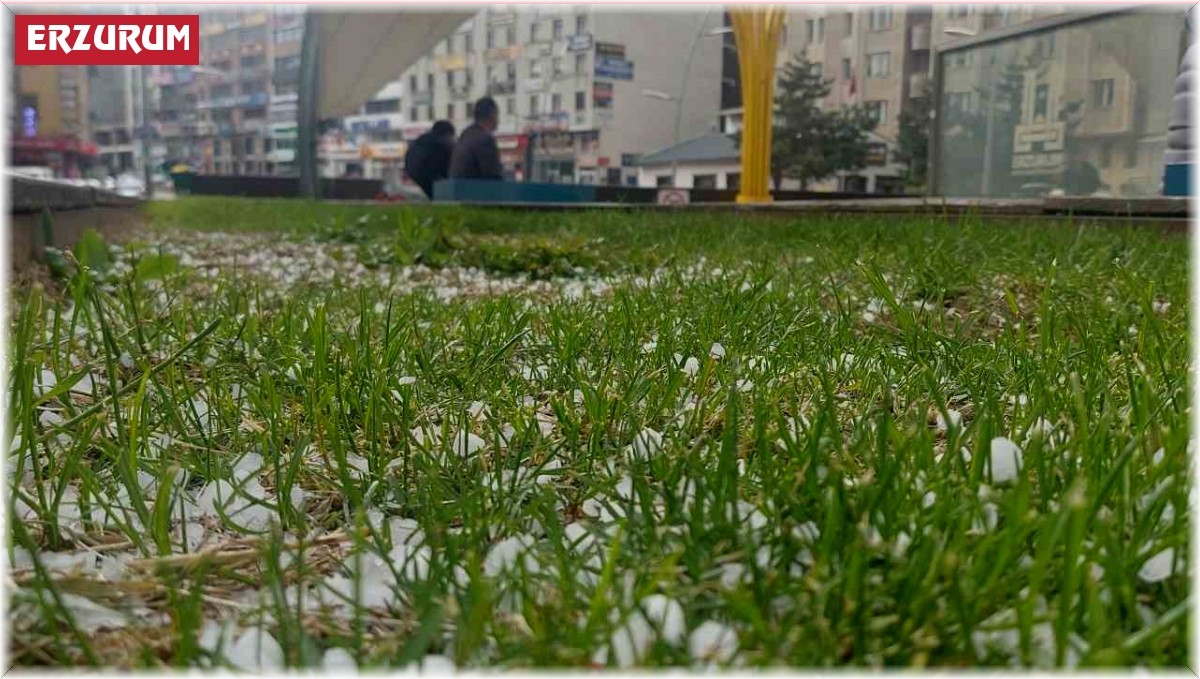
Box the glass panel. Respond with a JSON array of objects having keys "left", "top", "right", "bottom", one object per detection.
[{"left": 935, "top": 11, "right": 1186, "bottom": 198}]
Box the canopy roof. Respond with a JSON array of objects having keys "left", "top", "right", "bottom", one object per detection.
[{"left": 314, "top": 9, "right": 479, "bottom": 118}]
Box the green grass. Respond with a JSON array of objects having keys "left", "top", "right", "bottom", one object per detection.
[{"left": 7, "top": 196, "right": 1190, "bottom": 669}]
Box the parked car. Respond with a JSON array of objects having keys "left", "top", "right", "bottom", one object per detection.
[{"left": 114, "top": 173, "right": 146, "bottom": 198}]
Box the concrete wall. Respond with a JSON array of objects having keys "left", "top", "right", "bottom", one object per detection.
[{"left": 591, "top": 10, "right": 725, "bottom": 169}]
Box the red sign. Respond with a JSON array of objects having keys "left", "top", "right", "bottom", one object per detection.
[{"left": 15, "top": 14, "right": 199, "bottom": 65}]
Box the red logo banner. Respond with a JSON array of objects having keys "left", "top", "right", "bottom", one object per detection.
[{"left": 14, "top": 15, "right": 200, "bottom": 66}]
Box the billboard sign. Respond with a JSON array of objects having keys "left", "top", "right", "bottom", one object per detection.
[{"left": 595, "top": 56, "right": 633, "bottom": 80}]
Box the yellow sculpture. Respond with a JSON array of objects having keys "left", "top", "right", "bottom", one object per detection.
[{"left": 730, "top": 6, "right": 786, "bottom": 204}]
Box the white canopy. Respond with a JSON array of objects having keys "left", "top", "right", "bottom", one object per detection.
[{"left": 313, "top": 9, "right": 479, "bottom": 119}]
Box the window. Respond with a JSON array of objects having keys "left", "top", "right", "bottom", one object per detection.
[
  {"left": 551, "top": 93, "right": 562, "bottom": 112},
  {"left": 553, "top": 57, "right": 564, "bottom": 76},
  {"left": 1124, "top": 142, "right": 1138, "bottom": 168},
  {"left": 465, "top": 69, "right": 473, "bottom": 87},
  {"left": 447, "top": 103, "right": 455, "bottom": 119},
  {"left": 810, "top": 62, "right": 823, "bottom": 77},
  {"left": 946, "top": 91, "right": 973, "bottom": 115},
  {"left": 410, "top": 75, "right": 418, "bottom": 93},
  {"left": 575, "top": 15, "right": 587, "bottom": 34},
  {"left": 464, "top": 33, "right": 473, "bottom": 53},
  {"left": 365, "top": 98, "right": 400, "bottom": 114},
  {"left": 575, "top": 90, "right": 586, "bottom": 110},
  {"left": 948, "top": 51, "right": 973, "bottom": 68},
  {"left": 506, "top": 97, "right": 515, "bottom": 115},
  {"left": 1100, "top": 142, "right": 1112, "bottom": 168},
  {"left": 867, "top": 6, "right": 892, "bottom": 31},
  {"left": 1033, "top": 83, "right": 1049, "bottom": 120},
  {"left": 841, "top": 58, "right": 852, "bottom": 80},
  {"left": 529, "top": 94, "right": 539, "bottom": 115},
  {"left": 274, "top": 27, "right": 302, "bottom": 43},
  {"left": 244, "top": 137, "right": 255, "bottom": 154},
  {"left": 466, "top": 101, "right": 475, "bottom": 118},
  {"left": 866, "top": 100, "right": 887, "bottom": 125},
  {"left": 866, "top": 51, "right": 890, "bottom": 78},
  {"left": 844, "top": 12, "right": 853, "bottom": 33},
  {"left": 487, "top": 29, "right": 495, "bottom": 49},
  {"left": 530, "top": 59, "right": 544, "bottom": 78},
  {"left": 805, "top": 18, "right": 824, "bottom": 43},
  {"left": 240, "top": 54, "right": 265, "bottom": 69},
  {"left": 426, "top": 73, "right": 434, "bottom": 90},
  {"left": 446, "top": 71, "right": 455, "bottom": 88},
  {"left": 425, "top": 105, "right": 433, "bottom": 120},
  {"left": 213, "top": 141, "right": 221, "bottom": 157},
  {"left": 553, "top": 19, "right": 563, "bottom": 39},
  {"left": 1091, "top": 78, "right": 1114, "bottom": 109},
  {"left": 410, "top": 106, "right": 418, "bottom": 121},
  {"left": 507, "top": 63, "right": 517, "bottom": 82},
  {"left": 264, "top": 138, "right": 273, "bottom": 153},
  {"left": 947, "top": 5, "right": 971, "bottom": 19},
  {"left": 506, "top": 25, "right": 516, "bottom": 46},
  {"left": 656, "top": 175, "right": 673, "bottom": 188},
  {"left": 726, "top": 172, "right": 740, "bottom": 191},
  {"left": 693, "top": 174, "right": 717, "bottom": 189},
  {"left": 275, "top": 56, "right": 300, "bottom": 71},
  {"left": 1034, "top": 33, "right": 1055, "bottom": 59},
  {"left": 530, "top": 21, "right": 539, "bottom": 42},
  {"left": 575, "top": 53, "right": 586, "bottom": 73}
]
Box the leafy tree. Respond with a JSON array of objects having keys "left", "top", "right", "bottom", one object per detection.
[{"left": 732, "top": 55, "right": 876, "bottom": 190}]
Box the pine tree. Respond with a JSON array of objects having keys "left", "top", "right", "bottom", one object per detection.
[{"left": 770, "top": 55, "right": 876, "bottom": 189}]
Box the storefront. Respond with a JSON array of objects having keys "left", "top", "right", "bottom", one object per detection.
[
  {"left": 11, "top": 135, "right": 98, "bottom": 179},
  {"left": 496, "top": 134, "right": 528, "bottom": 181}
]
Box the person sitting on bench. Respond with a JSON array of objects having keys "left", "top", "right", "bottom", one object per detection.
[
  {"left": 403, "top": 120, "right": 456, "bottom": 198},
  {"left": 449, "top": 96, "right": 504, "bottom": 181}
]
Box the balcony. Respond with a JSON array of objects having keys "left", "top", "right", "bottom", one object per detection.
[
  {"left": 910, "top": 23, "right": 930, "bottom": 51},
  {"left": 488, "top": 80, "right": 516, "bottom": 95},
  {"left": 449, "top": 85, "right": 473, "bottom": 100},
  {"left": 412, "top": 90, "right": 434, "bottom": 106}
]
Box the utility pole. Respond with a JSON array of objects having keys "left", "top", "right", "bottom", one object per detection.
[
  {"left": 133, "top": 3, "right": 155, "bottom": 198},
  {"left": 297, "top": 9, "right": 321, "bottom": 199},
  {"left": 141, "top": 62, "right": 154, "bottom": 198}
]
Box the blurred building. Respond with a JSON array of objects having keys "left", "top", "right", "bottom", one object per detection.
[
  {"left": 13, "top": 64, "right": 96, "bottom": 177},
  {"left": 719, "top": 4, "right": 1064, "bottom": 193},
  {"left": 87, "top": 65, "right": 141, "bottom": 176},
  {"left": 322, "top": 7, "right": 725, "bottom": 188},
  {"left": 138, "top": 6, "right": 305, "bottom": 175}
]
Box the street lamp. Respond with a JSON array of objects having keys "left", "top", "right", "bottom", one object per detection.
[{"left": 641, "top": 89, "right": 674, "bottom": 102}]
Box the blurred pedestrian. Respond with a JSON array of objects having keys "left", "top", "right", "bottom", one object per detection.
[
  {"left": 450, "top": 96, "right": 503, "bottom": 180},
  {"left": 404, "top": 120, "right": 456, "bottom": 198},
  {"left": 1061, "top": 150, "right": 1101, "bottom": 196}
]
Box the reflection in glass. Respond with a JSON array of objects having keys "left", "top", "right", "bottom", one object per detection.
[{"left": 936, "top": 10, "right": 1186, "bottom": 198}]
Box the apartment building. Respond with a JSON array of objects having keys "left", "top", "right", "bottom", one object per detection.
[
  {"left": 13, "top": 64, "right": 95, "bottom": 177},
  {"left": 718, "top": 4, "right": 1064, "bottom": 193},
  {"left": 322, "top": 7, "right": 724, "bottom": 187},
  {"left": 141, "top": 7, "right": 305, "bottom": 176}
]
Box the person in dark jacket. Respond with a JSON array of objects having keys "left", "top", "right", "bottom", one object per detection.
[
  {"left": 404, "top": 120, "right": 456, "bottom": 198},
  {"left": 449, "top": 96, "right": 504, "bottom": 180}
]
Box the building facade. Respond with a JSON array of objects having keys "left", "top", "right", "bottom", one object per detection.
[
  {"left": 321, "top": 7, "right": 725, "bottom": 188},
  {"left": 13, "top": 64, "right": 96, "bottom": 177}
]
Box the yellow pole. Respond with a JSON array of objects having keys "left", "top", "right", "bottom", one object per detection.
[{"left": 731, "top": 6, "right": 785, "bottom": 204}]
